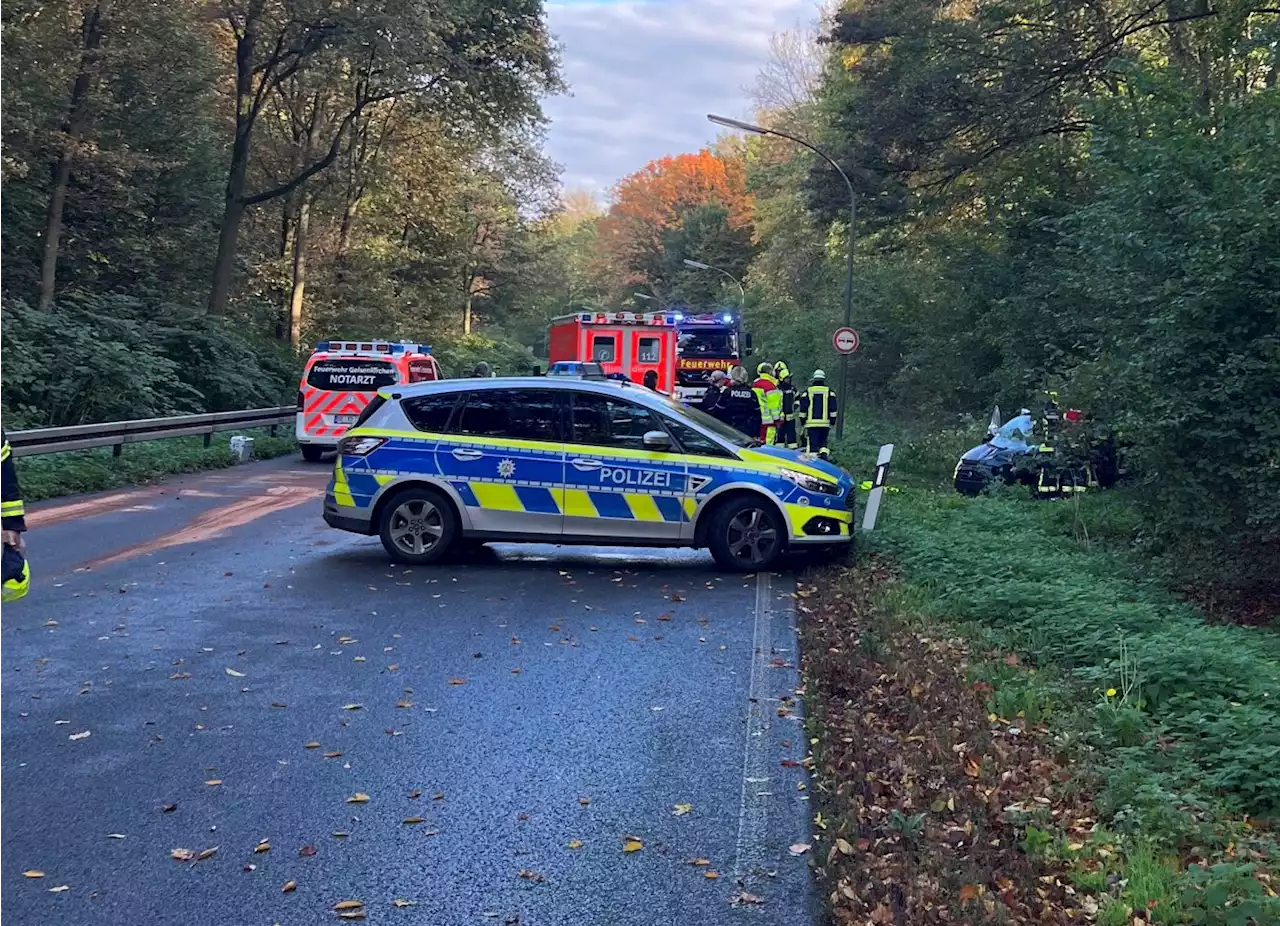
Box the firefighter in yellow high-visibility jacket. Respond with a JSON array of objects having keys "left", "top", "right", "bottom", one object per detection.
[
  {"left": 798, "top": 370, "right": 837, "bottom": 459},
  {"left": 2, "top": 429, "right": 31, "bottom": 602},
  {"left": 751, "top": 362, "right": 783, "bottom": 445}
]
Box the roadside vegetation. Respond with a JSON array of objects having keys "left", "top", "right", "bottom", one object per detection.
[
  {"left": 16, "top": 431, "right": 298, "bottom": 503},
  {"left": 799, "top": 421, "right": 1279, "bottom": 924}
]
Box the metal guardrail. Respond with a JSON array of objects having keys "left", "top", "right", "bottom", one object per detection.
[{"left": 8, "top": 407, "right": 297, "bottom": 457}]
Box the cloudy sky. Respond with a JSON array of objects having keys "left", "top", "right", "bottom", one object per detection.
[{"left": 542, "top": 0, "right": 819, "bottom": 201}]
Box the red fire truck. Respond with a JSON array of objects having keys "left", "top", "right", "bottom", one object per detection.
[
  {"left": 547, "top": 311, "right": 679, "bottom": 392},
  {"left": 296, "top": 339, "right": 443, "bottom": 461}
]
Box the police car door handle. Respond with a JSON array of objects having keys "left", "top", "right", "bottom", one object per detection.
[
  {"left": 571, "top": 458, "right": 602, "bottom": 471},
  {"left": 451, "top": 447, "right": 483, "bottom": 461}
]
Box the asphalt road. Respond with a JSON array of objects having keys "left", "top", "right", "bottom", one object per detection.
[{"left": 2, "top": 457, "right": 817, "bottom": 925}]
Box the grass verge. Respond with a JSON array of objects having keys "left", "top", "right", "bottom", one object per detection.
[
  {"left": 803, "top": 427, "right": 1279, "bottom": 924},
  {"left": 16, "top": 429, "right": 298, "bottom": 502}
]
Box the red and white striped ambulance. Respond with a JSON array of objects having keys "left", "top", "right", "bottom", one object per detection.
[{"left": 296, "top": 340, "right": 443, "bottom": 461}]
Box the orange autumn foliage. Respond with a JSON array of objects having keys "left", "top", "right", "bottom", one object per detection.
[{"left": 598, "top": 149, "right": 752, "bottom": 286}]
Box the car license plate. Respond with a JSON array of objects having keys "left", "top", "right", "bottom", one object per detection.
[{"left": 332, "top": 414, "right": 358, "bottom": 426}]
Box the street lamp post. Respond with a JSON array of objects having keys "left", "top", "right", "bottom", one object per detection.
[
  {"left": 707, "top": 113, "right": 856, "bottom": 439},
  {"left": 682, "top": 258, "right": 746, "bottom": 303}
]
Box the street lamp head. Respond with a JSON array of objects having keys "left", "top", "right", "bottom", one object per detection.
[
  {"left": 682, "top": 259, "right": 710, "bottom": 270},
  {"left": 706, "top": 113, "right": 768, "bottom": 136}
]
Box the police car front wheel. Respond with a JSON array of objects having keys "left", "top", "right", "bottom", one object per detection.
[
  {"left": 378, "top": 487, "right": 458, "bottom": 565},
  {"left": 707, "top": 496, "right": 784, "bottom": 572}
]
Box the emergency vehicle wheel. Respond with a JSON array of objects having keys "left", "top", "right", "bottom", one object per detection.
[
  {"left": 378, "top": 487, "right": 458, "bottom": 565},
  {"left": 707, "top": 496, "right": 784, "bottom": 572},
  {"left": 301, "top": 445, "right": 325, "bottom": 463}
]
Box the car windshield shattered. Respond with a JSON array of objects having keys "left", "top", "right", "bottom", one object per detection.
[{"left": 991, "top": 413, "right": 1035, "bottom": 450}]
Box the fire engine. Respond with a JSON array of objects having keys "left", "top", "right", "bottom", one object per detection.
[
  {"left": 297, "top": 340, "right": 443, "bottom": 461},
  {"left": 671, "top": 310, "right": 748, "bottom": 402},
  {"left": 547, "top": 311, "right": 679, "bottom": 392}
]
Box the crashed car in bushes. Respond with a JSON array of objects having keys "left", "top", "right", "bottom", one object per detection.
[{"left": 953, "top": 405, "right": 1119, "bottom": 497}]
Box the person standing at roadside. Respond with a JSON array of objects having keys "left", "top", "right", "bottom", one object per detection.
[
  {"left": 774, "top": 361, "right": 798, "bottom": 448},
  {"left": 721, "top": 365, "right": 762, "bottom": 439},
  {"left": 2, "top": 428, "right": 30, "bottom": 602},
  {"left": 798, "top": 369, "right": 836, "bottom": 459},
  {"left": 699, "top": 369, "right": 728, "bottom": 416},
  {"left": 752, "top": 362, "right": 783, "bottom": 445}
]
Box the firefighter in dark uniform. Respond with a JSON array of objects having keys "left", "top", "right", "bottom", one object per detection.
[
  {"left": 798, "top": 369, "right": 837, "bottom": 459},
  {"left": 719, "top": 365, "right": 763, "bottom": 439},
  {"left": 774, "top": 361, "right": 798, "bottom": 449},
  {"left": 2, "top": 429, "right": 30, "bottom": 602}
]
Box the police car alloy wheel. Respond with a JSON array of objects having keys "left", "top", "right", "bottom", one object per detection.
[
  {"left": 378, "top": 487, "right": 458, "bottom": 564},
  {"left": 707, "top": 496, "right": 784, "bottom": 571}
]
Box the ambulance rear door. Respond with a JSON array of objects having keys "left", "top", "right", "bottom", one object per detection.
[
  {"left": 625, "top": 328, "right": 673, "bottom": 392},
  {"left": 586, "top": 325, "right": 625, "bottom": 379}
]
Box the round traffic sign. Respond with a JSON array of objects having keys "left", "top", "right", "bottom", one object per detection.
[{"left": 832, "top": 327, "right": 859, "bottom": 354}]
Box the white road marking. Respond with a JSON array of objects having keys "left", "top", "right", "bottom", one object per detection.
[{"left": 734, "top": 570, "right": 777, "bottom": 882}]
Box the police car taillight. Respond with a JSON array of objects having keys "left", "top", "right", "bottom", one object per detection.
[
  {"left": 296, "top": 390, "right": 304, "bottom": 410},
  {"left": 339, "top": 436, "right": 386, "bottom": 456}
]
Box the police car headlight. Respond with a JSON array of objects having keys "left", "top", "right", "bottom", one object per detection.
[
  {"left": 339, "top": 436, "right": 386, "bottom": 456},
  {"left": 781, "top": 468, "right": 839, "bottom": 495}
]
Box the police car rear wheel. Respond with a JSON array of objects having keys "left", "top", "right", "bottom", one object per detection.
[
  {"left": 379, "top": 488, "right": 457, "bottom": 564},
  {"left": 708, "top": 497, "right": 784, "bottom": 572}
]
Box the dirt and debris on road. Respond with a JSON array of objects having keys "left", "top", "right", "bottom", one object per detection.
[{"left": 798, "top": 558, "right": 1097, "bottom": 925}]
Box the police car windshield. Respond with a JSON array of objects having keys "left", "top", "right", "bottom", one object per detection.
[{"left": 652, "top": 393, "right": 761, "bottom": 448}]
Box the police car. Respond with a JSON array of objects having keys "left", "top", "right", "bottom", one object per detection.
[{"left": 323, "top": 377, "right": 856, "bottom": 571}]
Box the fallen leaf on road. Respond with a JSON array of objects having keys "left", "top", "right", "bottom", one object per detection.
[
  {"left": 447, "top": 678, "right": 466, "bottom": 686},
  {"left": 170, "top": 849, "right": 195, "bottom": 862},
  {"left": 334, "top": 901, "right": 364, "bottom": 911},
  {"left": 305, "top": 742, "right": 321, "bottom": 749},
  {"left": 300, "top": 845, "right": 317, "bottom": 857},
  {"left": 567, "top": 840, "right": 584, "bottom": 849},
  {"left": 671, "top": 593, "right": 685, "bottom": 602},
  {"left": 731, "top": 891, "right": 764, "bottom": 906},
  {"left": 170, "top": 672, "right": 191, "bottom": 680},
  {"left": 672, "top": 803, "right": 693, "bottom": 816},
  {"left": 402, "top": 817, "right": 424, "bottom": 825},
  {"left": 49, "top": 885, "right": 70, "bottom": 893},
  {"left": 197, "top": 846, "right": 218, "bottom": 860},
  {"left": 106, "top": 834, "right": 126, "bottom": 840},
  {"left": 578, "top": 797, "right": 591, "bottom": 806},
  {"left": 69, "top": 730, "right": 91, "bottom": 741},
  {"left": 346, "top": 793, "right": 370, "bottom": 804},
  {"left": 705, "top": 871, "right": 719, "bottom": 879},
  {"left": 225, "top": 668, "right": 245, "bottom": 678},
  {"left": 688, "top": 858, "right": 710, "bottom": 867},
  {"left": 391, "top": 898, "right": 415, "bottom": 907},
  {"left": 780, "top": 759, "right": 800, "bottom": 768},
  {"left": 254, "top": 840, "right": 271, "bottom": 853},
  {"left": 387, "top": 664, "right": 399, "bottom": 672},
  {"left": 324, "top": 752, "right": 343, "bottom": 759},
  {"left": 789, "top": 843, "right": 811, "bottom": 856},
  {"left": 396, "top": 700, "right": 413, "bottom": 709},
  {"left": 964, "top": 756, "right": 981, "bottom": 778},
  {"left": 282, "top": 880, "right": 297, "bottom": 893},
  {"left": 353, "top": 656, "right": 366, "bottom": 663},
  {"left": 623, "top": 837, "right": 644, "bottom": 853},
  {"left": 271, "top": 702, "right": 288, "bottom": 708},
  {"left": 338, "top": 913, "right": 366, "bottom": 922},
  {"left": 161, "top": 803, "right": 177, "bottom": 813},
  {"left": 24, "top": 870, "right": 45, "bottom": 878},
  {"left": 341, "top": 704, "right": 363, "bottom": 711},
  {"left": 332, "top": 832, "right": 349, "bottom": 839},
  {"left": 517, "top": 869, "right": 545, "bottom": 883},
  {"left": 205, "top": 779, "right": 222, "bottom": 786},
  {"left": 835, "top": 837, "right": 855, "bottom": 856},
  {"left": 243, "top": 863, "right": 256, "bottom": 872}
]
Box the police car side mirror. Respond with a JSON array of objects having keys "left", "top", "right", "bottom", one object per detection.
[{"left": 642, "top": 430, "right": 672, "bottom": 452}]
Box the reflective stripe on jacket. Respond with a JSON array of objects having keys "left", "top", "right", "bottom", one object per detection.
[{"left": 800, "top": 385, "right": 836, "bottom": 427}]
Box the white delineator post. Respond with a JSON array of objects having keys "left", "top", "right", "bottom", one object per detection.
[{"left": 861, "top": 443, "right": 895, "bottom": 532}]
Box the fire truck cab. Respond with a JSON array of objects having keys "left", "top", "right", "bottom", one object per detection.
[
  {"left": 547, "top": 311, "right": 678, "bottom": 392},
  {"left": 673, "top": 310, "right": 746, "bottom": 403},
  {"left": 297, "top": 340, "right": 443, "bottom": 461}
]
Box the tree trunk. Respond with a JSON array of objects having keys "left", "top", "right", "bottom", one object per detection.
[
  {"left": 37, "top": 0, "right": 108, "bottom": 312},
  {"left": 207, "top": 26, "right": 257, "bottom": 316},
  {"left": 463, "top": 291, "right": 473, "bottom": 335},
  {"left": 288, "top": 194, "right": 310, "bottom": 349},
  {"left": 338, "top": 194, "right": 361, "bottom": 253}
]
